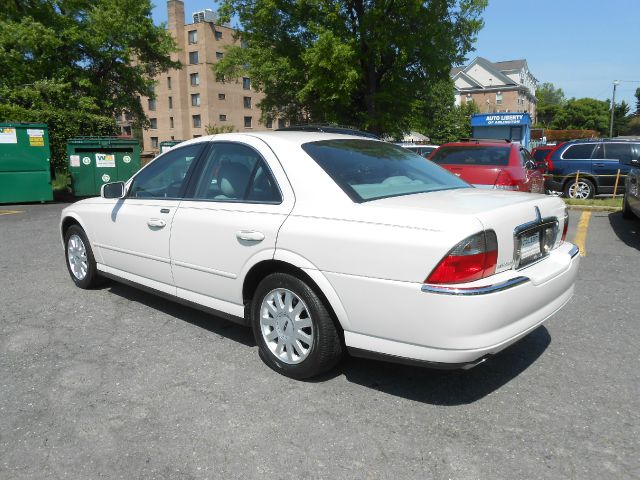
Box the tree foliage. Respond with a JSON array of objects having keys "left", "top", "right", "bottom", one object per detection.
[
  {"left": 635, "top": 87, "right": 640, "bottom": 116},
  {"left": 215, "top": 0, "right": 487, "bottom": 136},
  {"left": 0, "top": 0, "right": 179, "bottom": 122},
  {"left": 535, "top": 82, "right": 565, "bottom": 128}
]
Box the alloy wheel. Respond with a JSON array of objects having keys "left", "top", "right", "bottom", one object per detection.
[
  {"left": 67, "top": 234, "right": 88, "bottom": 280},
  {"left": 568, "top": 181, "right": 592, "bottom": 199}
]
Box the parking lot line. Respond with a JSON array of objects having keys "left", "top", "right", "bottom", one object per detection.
[
  {"left": 573, "top": 211, "right": 591, "bottom": 257},
  {"left": 0, "top": 210, "right": 24, "bottom": 216}
]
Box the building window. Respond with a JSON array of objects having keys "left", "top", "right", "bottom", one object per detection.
[
  {"left": 215, "top": 31, "right": 222, "bottom": 40},
  {"left": 191, "top": 93, "right": 201, "bottom": 107},
  {"left": 122, "top": 126, "right": 132, "bottom": 136},
  {"left": 266, "top": 118, "right": 273, "bottom": 129},
  {"left": 168, "top": 96, "right": 173, "bottom": 109},
  {"left": 243, "top": 96, "right": 251, "bottom": 108},
  {"left": 148, "top": 98, "right": 156, "bottom": 111},
  {"left": 496, "top": 92, "right": 503, "bottom": 105},
  {"left": 169, "top": 117, "right": 174, "bottom": 129},
  {"left": 193, "top": 135, "right": 201, "bottom": 138},
  {"left": 216, "top": 51, "right": 224, "bottom": 59},
  {"left": 189, "top": 51, "right": 199, "bottom": 64},
  {"left": 190, "top": 73, "right": 200, "bottom": 86},
  {"left": 149, "top": 118, "right": 157, "bottom": 129},
  {"left": 278, "top": 118, "right": 286, "bottom": 129},
  {"left": 150, "top": 137, "right": 158, "bottom": 149},
  {"left": 167, "top": 77, "right": 172, "bottom": 90},
  {"left": 244, "top": 116, "right": 252, "bottom": 128},
  {"left": 242, "top": 77, "right": 251, "bottom": 90},
  {"left": 125, "top": 111, "right": 132, "bottom": 121},
  {"left": 192, "top": 115, "right": 201, "bottom": 128},
  {"left": 188, "top": 30, "right": 198, "bottom": 44},
  {"left": 218, "top": 93, "right": 225, "bottom": 100},
  {"left": 219, "top": 114, "right": 227, "bottom": 121},
  {"left": 466, "top": 93, "right": 472, "bottom": 101}
]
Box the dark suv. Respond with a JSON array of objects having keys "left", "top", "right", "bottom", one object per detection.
[{"left": 545, "top": 139, "right": 640, "bottom": 198}]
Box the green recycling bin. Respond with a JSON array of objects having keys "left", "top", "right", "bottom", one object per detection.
[
  {"left": 158, "top": 140, "right": 184, "bottom": 155},
  {"left": 67, "top": 137, "right": 141, "bottom": 196},
  {"left": 0, "top": 123, "right": 53, "bottom": 204}
]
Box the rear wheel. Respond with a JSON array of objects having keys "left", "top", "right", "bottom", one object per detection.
[
  {"left": 64, "top": 225, "right": 102, "bottom": 289},
  {"left": 564, "top": 178, "right": 595, "bottom": 199},
  {"left": 251, "top": 273, "right": 342, "bottom": 379},
  {"left": 622, "top": 193, "right": 636, "bottom": 219}
]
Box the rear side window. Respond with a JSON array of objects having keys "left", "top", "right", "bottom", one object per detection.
[
  {"left": 532, "top": 149, "right": 550, "bottom": 161},
  {"left": 302, "top": 139, "right": 468, "bottom": 202},
  {"left": 604, "top": 143, "right": 633, "bottom": 163},
  {"left": 561, "top": 144, "right": 595, "bottom": 160},
  {"left": 430, "top": 146, "right": 510, "bottom": 166}
]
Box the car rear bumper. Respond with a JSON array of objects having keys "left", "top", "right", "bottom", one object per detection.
[
  {"left": 545, "top": 176, "right": 564, "bottom": 192},
  {"left": 329, "top": 242, "right": 580, "bottom": 367}
]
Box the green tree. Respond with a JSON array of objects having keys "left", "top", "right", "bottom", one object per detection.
[
  {"left": 613, "top": 100, "right": 630, "bottom": 136},
  {"left": 0, "top": 0, "right": 179, "bottom": 122},
  {"left": 535, "top": 82, "right": 565, "bottom": 127},
  {"left": 410, "top": 79, "right": 477, "bottom": 143},
  {"left": 635, "top": 87, "right": 640, "bottom": 116},
  {"left": 551, "top": 97, "right": 610, "bottom": 134},
  {"left": 215, "top": 0, "right": 487, "bottom": 136}
]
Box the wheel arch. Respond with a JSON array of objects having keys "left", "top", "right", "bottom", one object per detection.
[
  {"left": 562, "top": 173, "right": 598, "bottom": 194},
  {"left": 242, "top": 259, "right": 351, "bottom": 333}
]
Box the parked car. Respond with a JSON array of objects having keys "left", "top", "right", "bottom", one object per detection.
[
  {"left": 622, "top": 160, "right": 640, "bottom": 219},
  {"left": 396, "top": 143, "right": 439, "bottom": 158},
  {"left": 61, "top": 132, "right": 579, "bottom": 379},
  {"left": 544, "top": 138, "right": 640, "bottom": 199},
  {"left": 428, "top": 139, "right": 545, "bottom": 193}
]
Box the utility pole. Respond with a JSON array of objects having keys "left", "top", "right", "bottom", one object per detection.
[{"left": 609, "top": 80, "right": 620, "bottom": 137}]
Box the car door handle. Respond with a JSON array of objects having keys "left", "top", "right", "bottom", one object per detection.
[
  {"left": 236, "top": 230, "right": 265, "bottom": 242},
  {"left": 147, "top": 218, "right": 167, "bottom": 228},
  {"left": 593, "top": 163, "right": 606, "bottom": 167}
]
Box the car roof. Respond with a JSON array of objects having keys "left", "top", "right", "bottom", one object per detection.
[{"left": 438, "top": 140, "right": 514, "bottom": 148}]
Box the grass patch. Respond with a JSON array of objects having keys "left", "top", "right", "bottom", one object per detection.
[{"left": 563, "top": 197, "right": 622, "bottom": 208}]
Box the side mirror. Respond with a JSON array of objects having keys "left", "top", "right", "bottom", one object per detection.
[{"left": 101, "top": 181, "right": 125, "bottom": 199}]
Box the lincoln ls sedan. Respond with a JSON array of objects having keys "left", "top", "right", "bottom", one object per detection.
[{"left": 61, "top": 132, "right": 580, "bottom": 379}]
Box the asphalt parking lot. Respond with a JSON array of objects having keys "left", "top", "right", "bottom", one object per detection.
[{"left": 1, "top": 203, "right": 639, "bottom": 479}]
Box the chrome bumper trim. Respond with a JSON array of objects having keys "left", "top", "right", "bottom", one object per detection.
[
  {"left": 568, "top": 244, "right": 580, "bottom": 258},
  {"left": 421, "top": 276, "right": 530, "bottom": 296}
]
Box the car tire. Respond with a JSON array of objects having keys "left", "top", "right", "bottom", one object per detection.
[
  {"left": 564, "top": 178, "right": 595, "bottom": 199},
  {"left": 622, "top": 194, "right": 636, "bottom": 219},
  {"left": 64, "top": 225, "right": 102, "bottom": 289},
  {"left": 251, "top": 272, "right": 343, "bottom": 379}
]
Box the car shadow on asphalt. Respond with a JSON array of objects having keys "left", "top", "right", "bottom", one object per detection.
[
  {"left": 608, "top": 211, "right": 640, "bottom": 250},
  {"left": 337, "top": 326, "right": 551, "bottom": 405},
  {"left": 105, "top": 282, "right": 256, "bottom": 347}
]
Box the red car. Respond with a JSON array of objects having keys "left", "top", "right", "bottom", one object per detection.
[{"left": 428, "top": 139, "right": 545, "bottom": 193}]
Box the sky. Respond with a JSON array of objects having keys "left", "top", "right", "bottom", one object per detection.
[{"left": 152, "top": 0, "right": 640, "bottom": 108}]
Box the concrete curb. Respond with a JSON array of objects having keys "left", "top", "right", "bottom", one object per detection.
[{"left": 566, "top": 205, "right": 621, "bottom": 212}]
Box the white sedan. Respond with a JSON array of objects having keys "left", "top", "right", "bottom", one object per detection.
[{"left": 61, "top": 132, "right": 580, "bottom": 379}]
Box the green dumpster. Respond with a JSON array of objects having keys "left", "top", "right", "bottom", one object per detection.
[
  {"left": 0, "top": 123, "right": 53, "bottom": 204},
  {"left": 67, "top": 137, "right": 141, "bottom": 196},
  {"left": 159, "top": 140, "right": 184, "bottom": 154}
]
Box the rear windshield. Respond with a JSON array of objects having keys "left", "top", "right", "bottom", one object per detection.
[
  {"left": 301, "top": 139, "right": 469, "bottom": 202},
  {"left": 430, "top": 146, "right": 510, "bottom": 166},
  {"left": 532, "top": 149, "right": 550, "bottom": 161}
]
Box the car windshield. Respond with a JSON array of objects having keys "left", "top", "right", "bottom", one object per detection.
[
  {"left": 430, "top": 146, "right": 510, "bottom": 166},
  {"left": 302, "top": 139, "right": 469, "bottom": 202},
  {"left": 532, "top": 149, "right": 550, "bottom": 161}
]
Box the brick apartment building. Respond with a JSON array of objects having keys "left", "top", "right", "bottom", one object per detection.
[
  {"left": 137, "top": 0, "right": 273, "bottom": 153},
  {"left": 451, "top": 57, "right": 538, "bottom": 123}
]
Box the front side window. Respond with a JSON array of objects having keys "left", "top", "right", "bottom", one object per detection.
[
  {"left": 302, "top": 140, "right": 468, "bottom": 202},
  {"left": 190, "top": 142, "right": 281, "bottom": 203},
  {"left": 562, "top": 143, "right": 596, "bottom": 160},
  {"left": 129, "top": 144, "right": 202, "bottom": 199},
  {"left": 189, "top": 51, "right": 199, "bottom": 64},
  {"left": 430, "top": 146, "right": 511, "bottom": 166}
]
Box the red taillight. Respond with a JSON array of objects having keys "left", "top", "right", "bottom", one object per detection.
[
  {"left": 426, "top": 231, "right": 498, "bottom": 284},
  {"left": 494, "top": 170, "right": 519, "bottom": 190},
  {"left": 544, "top": 143, "right": 564, "bottom": 172}
]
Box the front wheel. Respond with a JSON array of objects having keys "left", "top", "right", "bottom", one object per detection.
[
  {"left": 622, "top": 193, "right": 636, "bottom": 219},
  {"left": 564, "top": 178, "right": 595, "bottom": 199},
  {"left": 64, "top": 225, "right": 102, "bottom": 289},
  {"left": 251, "top": 273, "right": 343, "bottom": 379}
]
